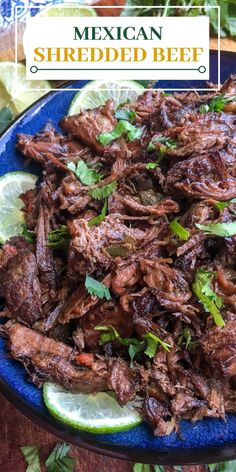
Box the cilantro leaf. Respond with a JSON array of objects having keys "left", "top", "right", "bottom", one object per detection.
[
  {"left": 133, "top": 464, "right": 151, "bottom": 472},
  {"left": 199, "top": 94, "right": 236, "bottom": 113},
  {"left": 120, "top": 337, "right": 146, "bottom": 367},
  {"left": 67, "top": 160, "right": 102, "bottom": 186},
  {"left": 215, "top": 198, "right": 236, "bottom": 211},
  {"left": 146, "top": 162, "right": 158, "bottom": 170},
  {"left": 146, "top": 155, "right": 164, "bottom": 170},
  {"left": 128, "top": 342, "right": 144, "bottom": 368},
  {"left": 0, "top": 107, "right": 13, "bottom": 133},
  {"left": 196, "top": 221, "right": 236, "bottom": 237},
  {"left": 98, "top": 120, "right": 142, "bottom": 145},
  {"left": 208, "top": 462, "right": 236, "bottom": 472},
  {"left": 95, "top": 325, "right": 120, "bottom": 345},
  {"left": 95, "top": 326, "right": 171, "bottom": 366},
  {"left": 85, "top": 274, "right": 111, "bottom": 300},
  {"left": 45, "top": 443, "right": 75, "bottom": 472},
  {"left": 127, "top": 126, "right": 143, "bottom": 141},
  {"left": 178, "top": 327, "right": 192, "bottom": 350},
  {"left": 95, "top": 325, "right": 145, "bottom": 366},
  {"left": 177, "top": 327, "right": 198, "bottom": 350},
  {"left": 89, "top": 181, "right": 117, "bottom": 200},
  {"left": 47, "top": 225, "right": 70, "bottom": 250},
  {"left": 144, "top": 332, "right": 171, "bottom": 358},
  {"left": 88, "top": 200, "right": 108, "bottom": 226},
  {"left": 67, "top": 162, "right": 76, "bottom": 173},
  {"left": 199, "top": 104, "right": 210, "bottom": 114},
  {"left": 115, "top": 108, "right": 136, "bottom": 122},
  {"left": 21, "top": 223, "right": 35, "bottom": 244},
  {"left": 20, "top": 445, "right": 41, "bottom": 472},
  {"left": 147, "top": 136, "right": 177, "bottom": 152},
  {"left": 170, "top": 219, "right": 190, "bottom": 241},
  {"left": 208, "top": 465, "right": 219, "bottom": 472},
  {"left": 192, "top": 268, "right": 225, "bottom": 327}
]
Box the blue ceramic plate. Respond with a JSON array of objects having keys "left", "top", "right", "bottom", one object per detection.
[{"left": 1, "top": 51, "right": 236, "bottom": 465}]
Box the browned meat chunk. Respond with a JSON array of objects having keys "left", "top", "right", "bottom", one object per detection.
[
  {"left": 140, "top": 258, "right": 192, "bottom": 305},
  {"left": 202, "top": 321, "right": 236, "bottom": 377},
  {"left": 68, "top": 215, "right": 146, "bottom": 274},
  {"left": 142, "top": 397, "right": 175, "bottom": 436},
  {"left": 36, "top": 204, "right": 57, "bottom": 295},
  {"left": 3, "top": 251, "right": 42, "bottom": 324},
  {"left": 167, "top": 112, "right": 235, "bottom": 157},
  {"left": 60, "top": 100, "right": 116, "bottom": 154},
  {"left": 2, "top": 321, "right": 72, "bottom": 358},
  {"left": 32, "top": 354, "right": 109, "bottom": 393},
  {"left": 16, "top": 126, "right": 70, "bottom": 171},
  {"left": 80, "top": 301, "right": 134, "bottom": 348},
  {"left": 165, "top": 152, "right": 236, "bottom": 200},
  {"left": 108, "top": 359, "right": 137, "bottom": 403}
]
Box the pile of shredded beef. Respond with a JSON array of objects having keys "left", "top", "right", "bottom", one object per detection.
[{"left": 1, "top": 75, "right": 236, "bottom": 437}]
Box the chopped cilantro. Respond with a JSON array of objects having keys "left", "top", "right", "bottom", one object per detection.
[
  {"left": 170, "top": 219, "right": 190, "bottom": 241},
  {"left": 88, "top": 200, "right": 108, "bottom": 226},
  {"left": 67, "top": 160, "right": 102, "bottom": 186},
  {"left": 115, "top": 108, "right": 136, "bottom": 122},
  {"left": 98, "top": 120, "right": 143, "bottom": 145},
  {"left": 144, "top": 332, "right": 171, "bottom": 358},
  {"left": 192, "top": 268, "right": 225, "bottom": 327},
  {"left": 89, "top": 181, "right": 117, "bottom": 200},
  {"left": 85, "top": 274, "right": 111, "bottom": 300},
  {"left": 47, "top": 225, "right": 70, "bottom": 250},
  {"left": 45, "top": 442, "right": 75, "bottom": 472},
  {"left": 21, "top": 223, "right": 35, "bottom": 244},
  {"left": 147, "top": 136, "right": 177, "bottom": 153},
  {"left": 196, "top": 221, "right": 236, "bottom": 237},
  {"left": 21, "top": 445, "right": 41, "bottom": 472},
  {"left": 199, "top": 94, "right": 236, "bottom": 113},
  {"left": 214, "top": 198, "right": 236, "bottom": 212}
]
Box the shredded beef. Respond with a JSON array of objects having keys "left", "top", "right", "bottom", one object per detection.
[
  {"left": 1, "top": 76, "right": 236, "bottom": 436},
  {"left": 60, "top": 100, "right": 116, "bottom": 154}
]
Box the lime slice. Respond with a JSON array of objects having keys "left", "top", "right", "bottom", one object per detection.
[
  {"left": 0, "top": 84, "right": 16, "bottom": 115},
  {"left": 43, "top": 382, "right": 142, "bottom": 433},
  {"left": 38, "top": 4, "right": 97, "bottom": 17},
  {"left": 68, "top": 80, "right": 145, "bottom": 115},
  {"left": 0, "top": 172, "right": 38, "bottom": 244},
  {"left": 0, "top": 62, "right": 51, "bottom": 115}
]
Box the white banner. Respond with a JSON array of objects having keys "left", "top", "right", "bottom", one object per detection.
[{"left": 24, "top": 15, "right": 209, "bottom": 81}]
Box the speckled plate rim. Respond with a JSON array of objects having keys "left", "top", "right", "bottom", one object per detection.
[{"left": 0, "top": 51, "right": 236, "bottom": 465}]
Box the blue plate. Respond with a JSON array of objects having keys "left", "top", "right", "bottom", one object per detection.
[{"left": 1, "top": 51, "right": 236, "bottom": 465}]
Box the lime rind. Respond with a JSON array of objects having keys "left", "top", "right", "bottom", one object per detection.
[
  {"left": 0, "top": 172, "right": 38, "bottom": 243},
  {"left": 43, "top": 382, "right": 142, "bottom": 434},
  {"left": 0, "top": 62, "right": 51, "bottom": 114},
  {"left": 38, "top": 5, "right": 97, "bottom": 17},
  {"left": 68, "top": 80, "right": 145, "bottom": 116}
]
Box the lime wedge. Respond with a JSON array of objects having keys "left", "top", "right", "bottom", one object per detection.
[
  {"left": 0, "top": 62, "right": 51, "bottom": 115},
  {"left": 43, "top": 382, "right": 142, "bottom": 433},
  {"left": 0, "top": 84, "right": 16, "bottom": 115},
  {"left": 38, "top": 5, "right": 97, "bottom": 17},
  {"left": 68, "top": 80, "right": 145, "bottom": 115},
  {"left": 0, "top": 172, "right": 38, "bottom": 244}
]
